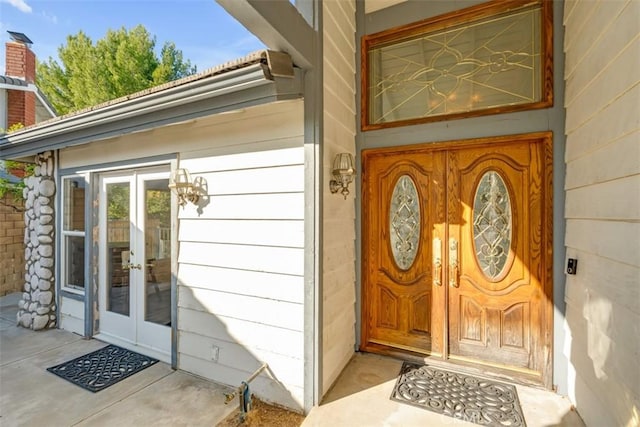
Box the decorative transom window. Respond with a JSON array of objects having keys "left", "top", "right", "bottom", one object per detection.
[{"left": 362, "top": 0, "right": 553, "bottom": 130}]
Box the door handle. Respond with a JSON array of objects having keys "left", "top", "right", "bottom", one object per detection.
[
  {"left": 433, "top": 237, "right": 442, "bottom": 286},
  {"left": 124, "top": 263, "right": 142, "bottom": 271},
  {"left": 449, "top": 238, "right": 459, "bottom": 288}
]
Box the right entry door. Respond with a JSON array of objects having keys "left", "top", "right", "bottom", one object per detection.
[
  {"left": 446, "top": 135, "right": 552, "bottom": 385},
  {"left": 361, "top": 133, "right": 553, "bottom": 387}
]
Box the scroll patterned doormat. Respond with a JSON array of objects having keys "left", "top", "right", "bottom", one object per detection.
[
  {"left": 390, "top": 362, "right": 526, "bottom": 427},
  {"left": 47, "top": 344, "right": 158, "bottom": 392}
]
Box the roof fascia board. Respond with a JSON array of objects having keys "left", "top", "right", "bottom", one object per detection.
[
  {"left": 217, "top": 0, "right": 315, "bottom": 69},
  {"left": 0, "top": 67, "right": 303, "bottom": 159},
  {"left": 15, "top": 66, "right": 269, "bottom": 141},
  {"left": 0, "top": 83, "right": 27, "bottom": 90}
]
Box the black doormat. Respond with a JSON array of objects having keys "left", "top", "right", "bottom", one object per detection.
[
  {"left": 47, "top": 344, "right": 158, "bottom": 392},
  {"left": 391, "top": 362, "right": 526, "bottom": 427}
]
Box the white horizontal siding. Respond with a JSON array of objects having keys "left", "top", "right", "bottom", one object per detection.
[
  {"left": 182, "top": 145, "right": 304, "bottom": 171},
  {"left": 192, "top": 165, "right": 305, "bottom": 195},
  {"left": 563, "top": 251, "right": 639, "bottom": 316},
  {"left": 564, "top": 1, "right": 633, "bottom": 99},
  {"left": 565, "top": 22, "right": 639, "bottom": 132},
  {"left": 59, "top": 100, "right": 303, "bottom": 170},
  {"left": 565, "top": 175, "right": 640, "bottom": 221},
  {"left": 564, "top": 131, "right": 639, "bottom": 189},
  {"left": 175, "top": 105, "right": 305, "bottom": 411},
  {"left": 178, "top": 307, "right": 304, "bottom": 357},
  {"left": 179, "top": 241, "right": 304, "bottom": 276},
  {"left": 179, "top": 219, "right": 304, "bottom": 248},
  {"left": 59, "top": 296, "right": 83, "bottom": 336},
  {"left": 178, "top": 263, "right": 303, "bottom": 305},
  {"left": 177, "top": 193, "right": 305, "bottom": 220},
  {"left": 179, "top": 287, "right": 303, "bottom": 331},
  {"left": 179, "top": 353, "right": 303, "bottom": 409},
  {"left": 322, "top": 0, "right": 357, "bottom": 396},
  {"left": 179, "top": 331, "right": 303, "bottom": 387},
  {"left": 565, "top": 220, "right": 639, "bottom": 268},
  {"left": 563, "top": 1, "right": 640, "bottom": 426}
]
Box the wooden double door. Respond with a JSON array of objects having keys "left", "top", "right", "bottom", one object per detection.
[{"left": 361, "top": 133, "right": 553, "bottom": 387}]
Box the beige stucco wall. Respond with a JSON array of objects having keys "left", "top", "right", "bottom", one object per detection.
[
  {"left": 562, "top": 1, "right": 640, "bottom": 426},
  {"left": 322, "top": 0, "right": 357, "bottom": 395}
]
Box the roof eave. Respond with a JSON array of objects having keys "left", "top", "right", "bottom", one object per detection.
[
  {"left": 0, "top": 78, "right": 57, "bottom": 117},
  {"left": 0, "top": 63, "right": 303, "bottom": 159}
]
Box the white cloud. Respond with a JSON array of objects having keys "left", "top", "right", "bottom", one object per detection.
[
  {"left": 40, "top": 10, "right": 57, "bottom": 24},
  {"left": 1, "top": 0, "right": 32, "bottom": 13}
]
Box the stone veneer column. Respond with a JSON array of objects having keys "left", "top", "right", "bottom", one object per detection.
[{"left": 17, "top": 151, "right": 56, "bottom": 330}]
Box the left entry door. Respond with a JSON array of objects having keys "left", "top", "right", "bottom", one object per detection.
[
  {"left": 98, "top": 168, "right": 172, "bottom": 362},
  {"left": 361, "top": 149, "right": 447, "bottom": 355}
]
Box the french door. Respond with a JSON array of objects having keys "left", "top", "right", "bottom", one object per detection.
[
  {"left": 361, "top": 133, "right": 553, "bottom": 386},
  {"left": 98, "top": 167, "right": 172, "bottom": 362}
]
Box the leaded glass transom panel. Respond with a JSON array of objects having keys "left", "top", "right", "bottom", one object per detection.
[
  {"left": 473, "top": 171, "right": 512, "bottom": 279},
  {"left": 390, "top": 175, "right": 421, "bottom": 270},
  {"left": 364, "top": 1, "right": 551, "bottom": 129}
]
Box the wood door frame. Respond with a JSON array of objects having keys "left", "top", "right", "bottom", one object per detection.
[{"left": 361, "top": 132, "right": 554, "bottom": 388}]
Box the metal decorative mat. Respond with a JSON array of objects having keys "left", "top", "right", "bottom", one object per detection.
[
  {"left": 47, "top": 344, "right": 158, "bottom": 392},
  {"left": 391, "top": 362, "right": 526, "bottom": 427}
]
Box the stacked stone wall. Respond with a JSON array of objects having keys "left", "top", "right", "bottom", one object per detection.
[
  {"left": 0, "top": 194, "right": 26, "bottom": 296},
  {"left": 17, "top": 151, "right": 56, "bottom": 330}
]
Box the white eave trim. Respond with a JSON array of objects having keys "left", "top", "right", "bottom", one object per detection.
[{"left": 1, "top": 63, "right": 303, "bottom": 158}]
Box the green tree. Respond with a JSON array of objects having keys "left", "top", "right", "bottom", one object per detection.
[
  {"left": 37, "top": 25, "right": 196, "bottom": 115},
  {"left": 0, "top": 123, "right": 33, "bottom": 209}
]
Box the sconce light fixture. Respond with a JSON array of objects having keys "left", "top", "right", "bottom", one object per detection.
[
  {"left": 329, "top": 153, "right": 356, "bottom": 199},
  {"left": 168, "top": 168, "right": 200, "bottom": 206}
]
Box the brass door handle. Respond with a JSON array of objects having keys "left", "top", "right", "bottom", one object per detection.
[
  {"left": 433, "top": 237, "right": 442, "bottom": 286},
  {"left": 123, "top": 263, "right": 142, "bottom": 270},
  {"left": 449, "top": 238, "right": 459, "bottom": 288}
]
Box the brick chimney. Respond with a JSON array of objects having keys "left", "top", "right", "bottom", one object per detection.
[{"left": 5, "top": 33, "right": 37, "bottom": 127}]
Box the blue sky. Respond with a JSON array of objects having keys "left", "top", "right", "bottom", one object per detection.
[{"left": 0, "top": 0, "right": 265, "bottom": 73}]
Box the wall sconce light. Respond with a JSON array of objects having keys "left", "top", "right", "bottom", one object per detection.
[
  {"left": 168, "top": 168, "right": 200, "bottom": 206},
  {"left": 329, "top": 153, "right": 356, "bottom": 199}
]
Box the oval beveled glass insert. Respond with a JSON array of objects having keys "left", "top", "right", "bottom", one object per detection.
[
  {"left": 473, "top": 171, "right": 512, "bottom": 279},
  {"left": 390, "top": 175, "right": 421, "bottom": 270}
]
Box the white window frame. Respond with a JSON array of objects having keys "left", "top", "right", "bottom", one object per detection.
[{"left": 60, "top": 174, "right": 87, "bottom": 295}]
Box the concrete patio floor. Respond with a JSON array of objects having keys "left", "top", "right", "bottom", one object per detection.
[
  {"left": 303, "top": 353, "right": 585, "bottom": 427},
  {"left": 1, "top": 292, "right": 585, "bottom": 426},
  {"left": 0, "top": 293, "right": 236, "bottom": 426}
]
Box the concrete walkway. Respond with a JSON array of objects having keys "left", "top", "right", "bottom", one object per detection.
[
  {"left": 0, "top": 293, "right": 236, "bottom": 426},
  {"left": 303, "top": 353, "right": 585, "bottom": 427},
  {"left": 1, "top": 292, "right": 585, "bottom": 426}
]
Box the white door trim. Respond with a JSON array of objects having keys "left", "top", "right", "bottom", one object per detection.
[{"left": 97, "top": 167, "right": 171, "bottom": 363}]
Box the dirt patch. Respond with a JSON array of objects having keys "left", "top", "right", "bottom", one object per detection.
[{"left": 217, "top": 396, "right": 305, "bottom": 427}]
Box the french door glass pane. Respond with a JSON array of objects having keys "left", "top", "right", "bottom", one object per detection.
[
  {"left": 144, "top": 179, "right": 171, "bottom": 326},
  {"left": 106, "top": 182, "right": 130, "bottom": 316}
]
